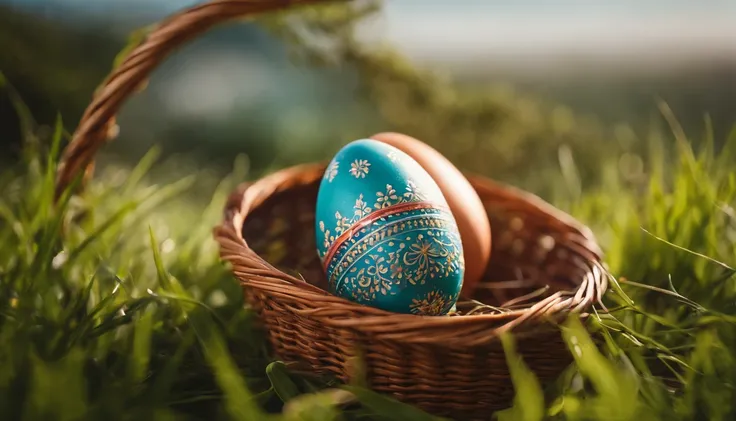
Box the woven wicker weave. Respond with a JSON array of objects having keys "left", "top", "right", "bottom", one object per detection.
[
  {"left": 54, "top": 0, "right": 609, "bottom": 419},
  {"left": 215, "top": 164, "right": 608, "bottom": 419}
]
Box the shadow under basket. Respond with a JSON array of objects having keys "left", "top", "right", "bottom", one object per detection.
[{"left": 214, "top": 162, "right": 608, "bottom": 420}]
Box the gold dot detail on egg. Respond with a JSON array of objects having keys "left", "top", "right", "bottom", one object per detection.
[{"left": 315, "top": 138, "right": 465, "bottom": 315}]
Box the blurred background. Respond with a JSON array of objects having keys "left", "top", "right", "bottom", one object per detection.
[{"left": 1, "top": 0, "right": 735, "bottom": 201}]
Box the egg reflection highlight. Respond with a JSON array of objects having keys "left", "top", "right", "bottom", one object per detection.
[{"left": 315, "top": 139, "right": 464, "bottom": 315}]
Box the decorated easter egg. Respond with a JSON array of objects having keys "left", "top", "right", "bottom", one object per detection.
[
  {"left": 315, "top": 139, "right": 465, "bottom": 316},
  {"left": 371, "top": 132, "right": 492, "bottom": 297}
]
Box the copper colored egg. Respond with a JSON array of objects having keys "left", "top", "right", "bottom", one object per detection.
[{"left": 370, "top": 132, "right": 492, "bottom": 297}]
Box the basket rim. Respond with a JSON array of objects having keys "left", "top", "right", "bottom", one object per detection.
[{"left": 213, "top": 162, "right": 609, "bottom": 345}]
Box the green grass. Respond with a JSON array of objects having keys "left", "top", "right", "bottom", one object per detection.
[{"left": 2, "top": 89, "right": 736, "bottom": 420}]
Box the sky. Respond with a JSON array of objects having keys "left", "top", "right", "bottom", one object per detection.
[
  {"left": 6, "top": 0, "right": 736, "bottom": 67},
  {"left": 4, "top": 0, "right": 734, "bottom": 128}
]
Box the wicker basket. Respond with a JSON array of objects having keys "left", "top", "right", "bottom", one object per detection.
[
  {"left": 215, "top": 163, "right": 608, "bottom": 419},
  {"left": 54, "top": 0, "right": 609, "bottom": 419}
]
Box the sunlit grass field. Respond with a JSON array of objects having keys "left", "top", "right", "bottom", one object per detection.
[
  {"left": 3, "top": 0, "right": 736, "bottom": 410},
  {"left": 1, "top": 72, "right": 735, "bottom": 421}
]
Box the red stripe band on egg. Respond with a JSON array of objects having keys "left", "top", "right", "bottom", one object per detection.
[{"left": 322, "top": 201, "right": 451, "bottom": 272}]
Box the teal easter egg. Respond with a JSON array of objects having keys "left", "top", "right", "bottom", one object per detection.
[{"left": 315, "top": 139, "right": 465, "bottom": 316}]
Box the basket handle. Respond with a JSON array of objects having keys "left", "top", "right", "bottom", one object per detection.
[{"left": 54, "top": 0, "right": 329, "bottom": 201}]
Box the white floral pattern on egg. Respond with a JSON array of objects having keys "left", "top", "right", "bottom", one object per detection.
[{"left": 315, "top": 139, "right": 464, "bottom": 315}]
